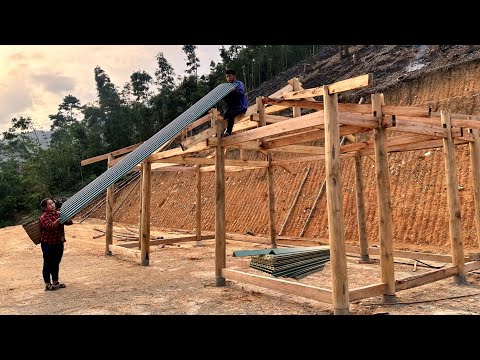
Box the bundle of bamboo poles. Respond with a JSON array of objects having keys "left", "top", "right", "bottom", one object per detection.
[{"left": 245, "top": 246, "right": 330, "bottom": 280}]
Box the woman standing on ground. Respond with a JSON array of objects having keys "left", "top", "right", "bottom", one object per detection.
[{"left": 39, "top": 198, "right": 72, "bottom": 291}]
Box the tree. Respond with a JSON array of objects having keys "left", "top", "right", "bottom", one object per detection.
[
  {"left": 182, "top": 45, "right": 200, "bottom": 79},
  {"left": 154, "top": 52, "right": 175, "bottom": 90},
  {"left": 130, "top": 70, "right": 152, "bottom": 102}
]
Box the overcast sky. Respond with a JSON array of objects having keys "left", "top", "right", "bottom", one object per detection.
[{"left": 0, "top": 45, "right": 224, "bottom": 133}]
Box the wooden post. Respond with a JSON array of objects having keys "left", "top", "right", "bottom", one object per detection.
[
  {"left": 470, "top": 127, "right": 480, "bottom": 252},
  {"left": 372, "top": 93, "right": 396, "bottom": 303},
  {"left": 140, "top": 160, "right": 151, "bottom": 266},
  {"left": 323, "top": 85, "right": 349, "bottom": 315},
  {"left": 138, "top": 163, "right": 143, "bottom": 249},
  {"left": 292, "top": 78, "right": 302, "bottom": 118},
  {"left": 214, "top": 109, "right": 226, "bottom": 286},
  {"left": 354, "top": 154, "right": 370, "bottom": 262},
  {"left": 105, "top": 153, "right": 114, "bottom": 256},
  {"left": 441, "top": 110, "right": 467, "bottom": 284},
  {"left": 267, "top": 152, "right": 277, "bottom": 248},
  {"left": 257, "top": 96, "right": 277, "bottom": 248},
  {"left": 195, "top": 164, "right": 203, "bottom": 246}
]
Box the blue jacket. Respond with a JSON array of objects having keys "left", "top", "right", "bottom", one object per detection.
[{"left": 224, "top": 79, "right": 248, "bottom": 112}]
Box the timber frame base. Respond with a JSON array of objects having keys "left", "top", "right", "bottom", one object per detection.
[{"left": 81, "top": 73, "right": 480, "bottom": 314}]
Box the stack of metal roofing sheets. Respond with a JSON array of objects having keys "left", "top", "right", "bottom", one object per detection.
[{"left": 246, "top": 246, "right": 330, "bottom": 280}]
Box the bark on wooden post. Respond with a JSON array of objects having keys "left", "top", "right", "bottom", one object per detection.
[
  {"left": 195, "top": 164, "right": 203, "bottom": 246},
  {"left": 140, "top": 160, "right": 151, "bottom": 266},
  {"left": 105, "top": 153, "right": 114, "bottom": 256},
  {"left": 372, "top": 93, "right": 396, "bottom": 303},
  {"left": 292, "top": 78, "right": 302, "bottom": 118},
  {"left": 354, "top": 154, "right": 369, "bottom": 262},
  {"left": 267, "top": 152, "right": 277, "bottom": 248},
  {"left": 323, "top": 85, "right": 349, "bottom": 315},
  {"left": 138, "top": 163, "right": 143, "bottom": 249},
  {"left": 257, "top": 96, "right": 277, "bottom": 248},
  {"left": 441, "top": 110, "right": 467, "bottom": 284},
  {"left": 469, "top": 127, "right": 480, "bottom": 251},
  {"left": 214, "top": 109, "right": 226, "bottom": 286}
]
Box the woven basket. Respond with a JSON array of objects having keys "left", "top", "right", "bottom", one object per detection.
[{"left": 22, "top": 219, "right": 41, "bottom": 245}]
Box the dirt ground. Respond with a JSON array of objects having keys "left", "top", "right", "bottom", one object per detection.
[{"left": 1, "top": 218, "right": 480, "bottom": 316}]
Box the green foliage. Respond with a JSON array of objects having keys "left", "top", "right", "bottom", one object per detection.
[{"left": 0, "top": 44, "right": 324, "bottom": 228}]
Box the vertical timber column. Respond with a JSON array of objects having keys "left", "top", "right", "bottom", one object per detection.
[
  {"left": 441, "top": 110, "right": 466, "bottom": 284},
  {"left": 257, "top": 96, "right": 277, "bottom": 248},
  {"left": 195, "top": 164, "right": 203, "bottom": 246},
  {"left": 140, "top": 161, "right": 151, "bottom": 266},
  {"left": 469, "top": 127, "right": 480, "bottom": 252},
  {"left": 292, "top": 78, "right": 302, "bottom": 118},
  {"left": 267, "top": 152, "right": 277, "bottom": 248},
  {"left": 372, "top": 93, "right": 396, "bottom": 303},
  {"left": 138, "top": 163, "right": 144, "bottom": 249},
  {"left": 214, "top": 109, "right": 226, "bottom": 286},
  {"left": 354, "top": 154, "right": 370, "bottom": 262},
  {"left": 105, "top": 153, "right": 114, "bottom": 256},
  {"left": 323, "top": 85, "right": 349, "bottom": 315}
]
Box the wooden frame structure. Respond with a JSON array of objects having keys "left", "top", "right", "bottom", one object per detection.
[{"left": 81, "top": 74, "right": 480, "bottom": 314}]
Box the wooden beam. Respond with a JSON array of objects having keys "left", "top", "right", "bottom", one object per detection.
[
  {"left": 372, "top": 93, "right": 396, "bottom": 303},
  {"left": 119, "top": 234, "right": 216, "bottom": 248},
  {"left": 151, "top": 165, "right": 197, "bottom": 173},
  {"left": 81, "top": 142, "right": 143, "bottom": 166},
  {"left": 354, "top": 155, "right": 369, "bottom": 262},
  {"left": 222, "top": 111, "right": 324, "bottom": 146},
  {"left": 469, "top": 127, "right": 480, "bottom": 251},
  {"left": 264, "top": 99, "right": 431, "bottom": 118},
  {"left": 151, "top": 156, "right": 269, "bottom": 168},
  {"left": 223, "top": 232, "right": 328, "bottom": 247},
  {"left": 292, "top": 77, "right": 302, "bottom": 118},
  {"left": 441, "top": 110, "right": 466, "bottom": 284},
  {"left": 349, "top": 283, "right": 386, "bottom": 301},
  {"left": 262, "top": 125, "right": 367, "bottom": 150},
  {"left": 250, "top": 113, "right": 292, "bottom": 123},
  {"left": 237, "top": 83, "right": 294, "bottom": 122},
  {"left": 196, "top": 165, "right": 202, "bottom": 244},
  {"left": 258, "top": 96, "right": 277, "bottom": 249},
  {"left": 221, "top": 268, "right": 332, "bottom": 304},
  {"left": 267, "top": 152, "right": 277, "bottom": 248},
  {"left": 393, "top": 117, "right": 459, "bottom": 138},
  {"left": 181, "top": 127, "right": 216, "bottom": 150},
  {"left": 277, "top": 74, "right": 372, "bottom": 100},
  {"left": 395, "top": 265, "right": 458, "bottom": 291},
  {"left": 464, "top": 260, "right": 480, "bottom": 273},
  {"left": 324, "top": 85, "right": 349, "bottom": 315},
  {"left": 185, "top": 112, "right": 213, "bottom": 132},
  {"left": 328, "top": 73, "right": 373, "bottom": 94},
  {"left": 148, "top": 142, "right": 210, "bottom": 162},
  {"left": 214, "top": 110, "right": 226, "bottom": 287},
  {"left": 105, "top": 153, "right": 114, "bottom": 256},
  {"left": 140, "top": 161, "right": 151, "bottom": 266}
]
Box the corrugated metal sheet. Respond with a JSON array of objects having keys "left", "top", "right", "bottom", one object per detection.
[{"left": 60, "top": 83, "right": 235, "bottom": 223}]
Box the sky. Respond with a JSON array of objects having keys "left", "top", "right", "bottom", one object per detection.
[{"left": 0, "top": 45, "right": 224, "bottom": 134}]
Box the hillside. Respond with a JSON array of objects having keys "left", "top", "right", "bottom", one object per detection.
[{"left": 90, "top": 45, "right": 480, "bottom": 255}]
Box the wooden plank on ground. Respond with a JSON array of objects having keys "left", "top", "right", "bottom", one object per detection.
[
  {"left": 349, "top": 283, "right": 386, "bottom": 301},
  {"left": 395, "top": 265, "right": 458, "bottom": 291},
  {"left": 222, "top": 268, "right": 332, "bottom": 304}
]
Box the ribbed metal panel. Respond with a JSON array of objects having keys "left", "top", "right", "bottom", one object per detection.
[{"left": 60, "top": 83, "right": 235, "bottom": 223}]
